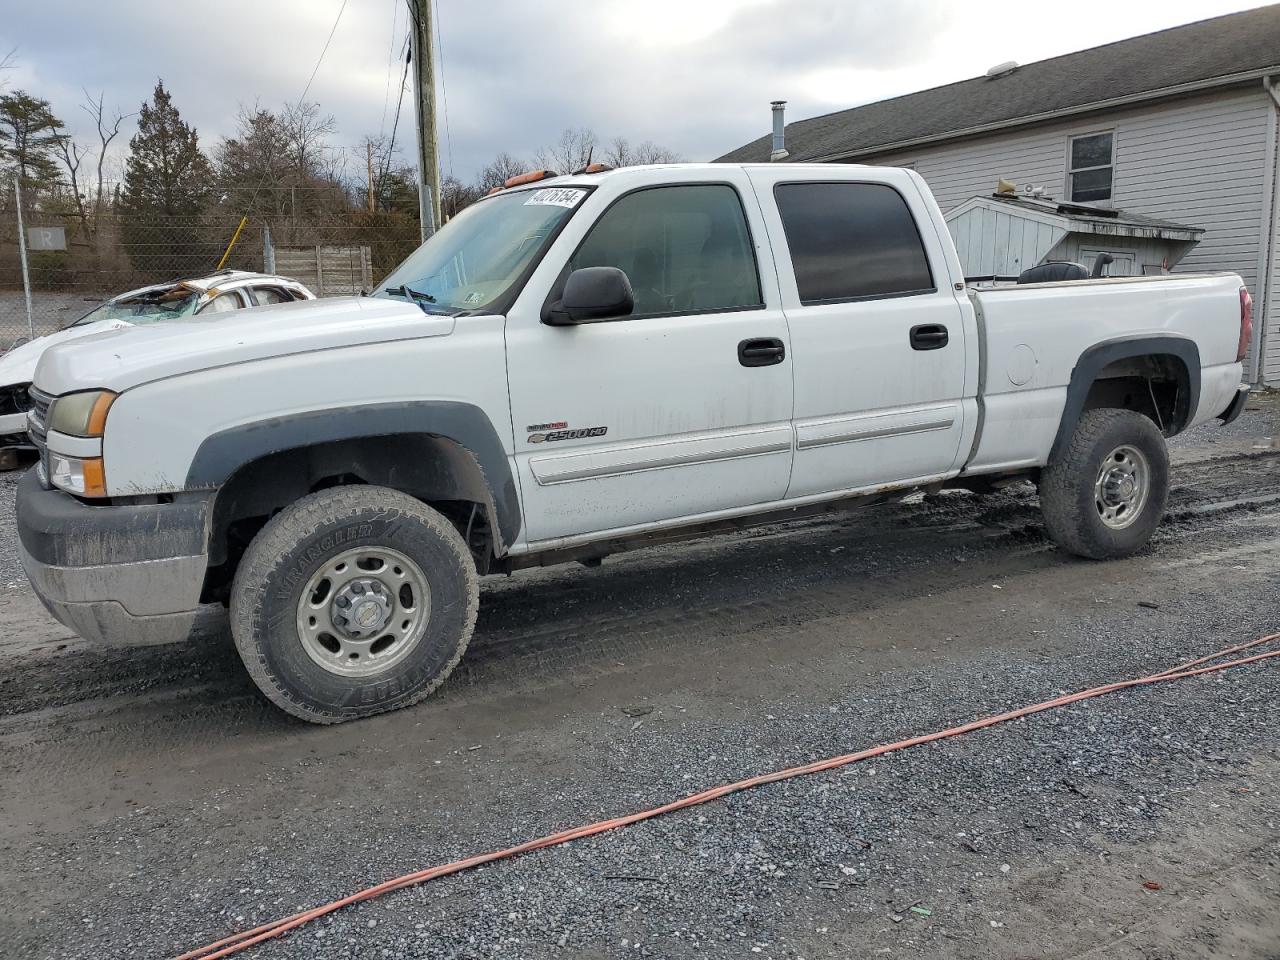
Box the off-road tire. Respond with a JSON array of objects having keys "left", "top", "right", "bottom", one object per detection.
[
  {"left": 230, "top": 486, "right": 479, "bottom": 723},
  {"left": 1038, "top": 408, "right": 1169, "bottom": 560}
]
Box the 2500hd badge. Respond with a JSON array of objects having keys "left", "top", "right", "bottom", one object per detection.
[{"left": 526, "top": 425, "right": 608, "bottom": 443}]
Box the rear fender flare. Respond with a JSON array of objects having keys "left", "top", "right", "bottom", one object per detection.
[{"left": 1050, "top": 336, "right": 1200, "bottom": 462}]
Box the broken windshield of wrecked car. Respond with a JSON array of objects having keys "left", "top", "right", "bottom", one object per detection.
[
  {"left": 377, "top": 186, "right": 588, "bottom": 314},
  {"left": 72, "top": 288, "right": 200, "bottom": 326}
]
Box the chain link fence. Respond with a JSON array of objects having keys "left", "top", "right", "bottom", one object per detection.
[{"left": 0, "top": 199, "right": 421, "bottom": 346}]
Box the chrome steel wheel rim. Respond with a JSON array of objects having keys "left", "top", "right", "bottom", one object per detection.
[
  {"left": 296, "top": 546, "right": 431, "bottom": 678},
  {"left": 1094, "top": 444, "right": 1150, "bottom": 530}
]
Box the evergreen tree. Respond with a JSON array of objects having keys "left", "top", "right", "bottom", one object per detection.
[
  {"left": 0, "top": 91, "right": 65, "bottom": 192},
  {"left": 119, "top": 81, "right": 214, "bottom": 277}
]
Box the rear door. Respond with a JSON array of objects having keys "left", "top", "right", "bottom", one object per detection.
[
  {"left": 747, "top": 168, "right": 970, "bottom": 498},
  {"left": 504, "top": 171, "right": 794, "bottom": 545}
]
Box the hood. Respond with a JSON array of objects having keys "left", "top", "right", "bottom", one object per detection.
[
  {"left": 33, "top": 296, "right": 453, "bottom": 395},
  {"left": 0, "top": 318, "right": 132, "bottom": 388}
]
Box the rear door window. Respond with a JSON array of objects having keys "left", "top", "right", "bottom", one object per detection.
[
  {"left": 774, "top": 182, "right": 934, "bottom": 304},
  {"left": 198, "top": 292, "right": 246, "bottom": 314},
  {"left": 569, "top": 184, "right": 763, "bottom": 318},
  {"left": 249, "top": 286, "right": 294, "bottom": 306}
]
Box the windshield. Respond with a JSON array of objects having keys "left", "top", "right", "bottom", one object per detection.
[
  {"left": 72, "top": 289, "right": 201, "bottom": 326},
  {"left": 377, "top": 185, "right": 589, "bottom": 313}
]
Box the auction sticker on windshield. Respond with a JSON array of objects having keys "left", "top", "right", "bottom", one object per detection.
[{"left": 524, "top": 188, "right": 587, "bottom": 208}]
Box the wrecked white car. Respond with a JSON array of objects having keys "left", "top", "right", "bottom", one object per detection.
[{"left": 0, "top": 269, "right": 314, "bottom": 457}]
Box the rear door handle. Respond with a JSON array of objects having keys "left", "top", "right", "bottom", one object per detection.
[
  {"left": 738, "top": 337, "right": 786, "bottom": 367},
  {"left": 909, "top": 324, "right": 949, "bottom": 350}
]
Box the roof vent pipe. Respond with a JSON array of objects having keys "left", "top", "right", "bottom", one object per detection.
[{"left": 770, "top": 101, "right": 789, "bottom": 161}]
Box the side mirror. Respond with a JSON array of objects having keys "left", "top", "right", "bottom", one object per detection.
[{"left": 545, "top": 266, "right": 634, "bottom": 325}]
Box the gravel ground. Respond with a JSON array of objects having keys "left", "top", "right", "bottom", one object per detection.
[{"left": 1, "top": 399, "right": 1278, "bottom": 960}]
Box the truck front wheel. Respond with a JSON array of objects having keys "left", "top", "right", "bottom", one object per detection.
[
  {"left": 1038, "top": 408, "right": 1169, "bottom": 560},
  {"left": 230, "top": 486, "right": 479, "bottom": 723}
]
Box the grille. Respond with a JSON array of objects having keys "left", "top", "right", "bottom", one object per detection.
[
  {"left": 27, "top": 387, "right": 51, "bottom": 488},
  {"left": 27, "top": 386, "right": 52, "bottom": 436}
]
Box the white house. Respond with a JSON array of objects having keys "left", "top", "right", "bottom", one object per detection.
[{"left": 719, "top": 5, "right": 1280, "bottom": 385}]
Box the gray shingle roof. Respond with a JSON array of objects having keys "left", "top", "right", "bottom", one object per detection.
[{"left": 717, "top": 5, "right": 1280, "bottom": 163}]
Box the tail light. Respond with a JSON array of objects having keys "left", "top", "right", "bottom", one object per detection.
[{"left": 1237, "top": 286, "right": 1253, "bottom": 363}]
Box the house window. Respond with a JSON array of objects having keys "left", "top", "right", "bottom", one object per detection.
[{"left": 1068, "top": 132, "right": 1113, "bottom": 203}]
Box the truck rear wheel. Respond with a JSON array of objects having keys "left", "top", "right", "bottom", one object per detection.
[
  {"left": 230, "top": 486, "right": 479, "bottom": 723},
  {"left": 1038, "top": 408, "right": 1169, "bottom": 560}
]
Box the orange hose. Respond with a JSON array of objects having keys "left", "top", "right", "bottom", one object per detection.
[{"left": 176, "top": 632, "right": 1280, "bottom": 960}]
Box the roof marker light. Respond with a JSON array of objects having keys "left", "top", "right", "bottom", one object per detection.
[{"left": 503, "top": 169, "right": 559, "bottom": 189}]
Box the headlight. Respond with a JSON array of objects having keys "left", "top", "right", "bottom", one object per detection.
[
  {"left": 49, "top": 389, "right": 116, "bottom": 438},
  {"left": 49, "top": 453, "right": 106, "bottom": 497}
]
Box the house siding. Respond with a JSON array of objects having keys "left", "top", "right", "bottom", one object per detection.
[
  {"left": 947, "top": 204, "right": 1064, "bottom": 279},
  {"left": 1264, "top": 96, "right": 1280, "bottom": 385},
  {"left": 861, "top": 87, "right": 1277, "bottom": 382}
]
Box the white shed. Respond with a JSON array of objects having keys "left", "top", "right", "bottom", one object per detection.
[{"left": 943, "top": 194, "right": 1203, "bottom": 282}]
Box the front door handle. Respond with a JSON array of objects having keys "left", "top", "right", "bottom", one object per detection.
[
  {"left": 909, "top": 324, "right": 949, "bottom": 350},
  {"left": 738, "top": 337, "right": 786, "bottom": 367}
]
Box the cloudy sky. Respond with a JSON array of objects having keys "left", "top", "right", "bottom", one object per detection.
[{"left": 1, "top": 0, "right": 1271, "bottom": 184}]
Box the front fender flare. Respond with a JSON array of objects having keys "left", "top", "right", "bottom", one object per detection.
[{"left": 185, "top": 401, "right": 522, "bottom": 549}]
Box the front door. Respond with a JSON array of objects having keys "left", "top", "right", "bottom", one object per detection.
[
  {"left": 748, "top": 169, "right": 970, "bottom": 499},
  {"left": 505, "top": 173, "right": 794, "bottom": 545}
]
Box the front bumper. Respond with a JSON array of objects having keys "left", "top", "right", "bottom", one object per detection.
[
  {"left": 16, "top": 470, "right": 212, "bottom": 646},
  {"left": 1217, "top": 383, "right": 1251, "bottom": 425},
  {"left": 0, "top": 410, "right": 29, "bottom": 437}
]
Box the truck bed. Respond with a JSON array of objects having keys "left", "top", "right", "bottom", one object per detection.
[{"left": 964, "top": 272, "right": 1245, "bottom": 475}]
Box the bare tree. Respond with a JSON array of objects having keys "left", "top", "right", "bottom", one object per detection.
[
  {"left": 604, "top": 136, "right": 683, "bottom": 167},
  {"left": 281, "top": 101, "right": 336, "bottom": 181},
  {"left": 441, "top": 175, "right": 481, "bottom": 220},
  {"left": 534, "top": 128, "right": 596, "bottom": 174},
  {"left": 360, "top": 134, "right": 414, "bottom": 211},
  {"left": 476, "top": 151, "right": 528, "bottom": 193},
  {"left": 0, "top": 47, "right": 15, "bottom": 94},
  {"left": 81, "top": 90, "right": 133, "bottom": 235},
  {"left": 358, "top": 134, "right": 395, "bottom": 210},
  {"left": 55, "top": 135, "right": 91, "bottom": 239}
]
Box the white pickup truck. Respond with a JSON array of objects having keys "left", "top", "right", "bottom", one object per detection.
[{"left": 17, "top": 163, "right": 1252, "bottom": 722}]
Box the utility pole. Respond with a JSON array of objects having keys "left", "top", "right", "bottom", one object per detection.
[
  {"left": 366, "top": 141, "right": 376, "bottom": 212},
  {"left": 407, "top": 0, "right": 440, "bottom": 241}
]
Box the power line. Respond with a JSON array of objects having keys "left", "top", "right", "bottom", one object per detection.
[
  {"left": 298, "top": 0, "right": 350, "bottom": 107},
  {"left": 433, "top": 0, "right": 455, "bottom": 183},
  {"left": 239, "top": 0, "right": 348, "bottom": 217},
  {"left": 375, "top": 44, "right": 412, "bottom": 207},
  {"left": 379, "top": 0, "right": 400, "bottom": 138}
]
